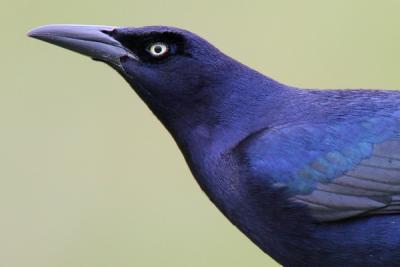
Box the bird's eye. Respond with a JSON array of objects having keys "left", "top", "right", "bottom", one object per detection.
[{"left": 148, "top": 42, "right": 169, "bottom": 57}]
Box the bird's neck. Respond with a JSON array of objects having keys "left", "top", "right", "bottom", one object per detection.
[
  {"left": 157, "top": 65, "right": 293, "bottom": 199},
  {"left": 167, "top": 64, "right": 293, "bottom": 156}
]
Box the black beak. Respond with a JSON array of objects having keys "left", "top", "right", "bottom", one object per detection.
[{"left": 27, "top": 24, "right": 137, "bottom": 68}]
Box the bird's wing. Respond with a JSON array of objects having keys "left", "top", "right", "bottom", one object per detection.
[{"left": 239, "top": 114, "right": 400, "bottom": 222}]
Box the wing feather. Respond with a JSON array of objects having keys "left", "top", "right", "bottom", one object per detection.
[
  {"left": 240, "top": 115, "right": 400, "bottom": 222},
  {"left": 291, "top": 140, "right": 400, "bottom": 221}
]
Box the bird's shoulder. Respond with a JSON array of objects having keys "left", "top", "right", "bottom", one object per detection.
[{"left": 232, "top": 110, "right": 400, "bottom": 222}]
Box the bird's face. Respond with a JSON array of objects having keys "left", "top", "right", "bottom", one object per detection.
[{"left": 28, "top": 25, "right": 233, "bottom": 122}]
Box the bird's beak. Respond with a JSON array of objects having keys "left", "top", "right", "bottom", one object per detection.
[{"left": 27, "top": 24, "right": 137, "bottom": 68}]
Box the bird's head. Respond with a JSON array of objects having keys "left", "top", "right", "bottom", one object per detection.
[{"left": 28, "top": 24, "right": 238, "bottom": 127}]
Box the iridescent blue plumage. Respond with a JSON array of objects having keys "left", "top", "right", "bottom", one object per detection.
[
  {"left": 242, "top": 115, "right": 400, "bottom": 221},
  {"left": 29, "top": 24, "right": 400, "bottom": 267}
]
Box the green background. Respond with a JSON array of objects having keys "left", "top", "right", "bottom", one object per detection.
[{"left": 2, "top": 1, "right": 400, "bottom": 266}]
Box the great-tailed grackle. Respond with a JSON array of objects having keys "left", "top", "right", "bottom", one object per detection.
[{"left": 28, "top": 24, "right": 400, "bottom": 267}]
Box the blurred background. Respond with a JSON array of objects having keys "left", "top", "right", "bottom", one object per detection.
[{"left": 1, "top": 1, "right": 400, "bottom": 266}]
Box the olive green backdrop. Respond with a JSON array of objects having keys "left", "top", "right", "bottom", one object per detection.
[{"left": 1, "top": 1, "right": 400, "bottom": 267}]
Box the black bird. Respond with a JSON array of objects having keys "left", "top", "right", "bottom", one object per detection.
[{"left": 28, "top": 24, "right": 400, "bottom": 267}]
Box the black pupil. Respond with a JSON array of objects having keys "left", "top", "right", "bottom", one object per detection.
[{"left": 154, "top": 45, "right": 163, "bottom": 54}]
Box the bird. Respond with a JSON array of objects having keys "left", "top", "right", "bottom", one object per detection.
[{"left": 28, "top": 24, "right": 400, "bottom": 267}]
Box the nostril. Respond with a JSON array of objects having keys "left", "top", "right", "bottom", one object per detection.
[
  {"left": 120, "top": 54, "right": 130, "bottom": 61},
  {"left": 120, "top": 53, "right": 139, "bottom": 63},
  {"left": 101, "top": 28, "right": 117, "bottom": 36}
]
